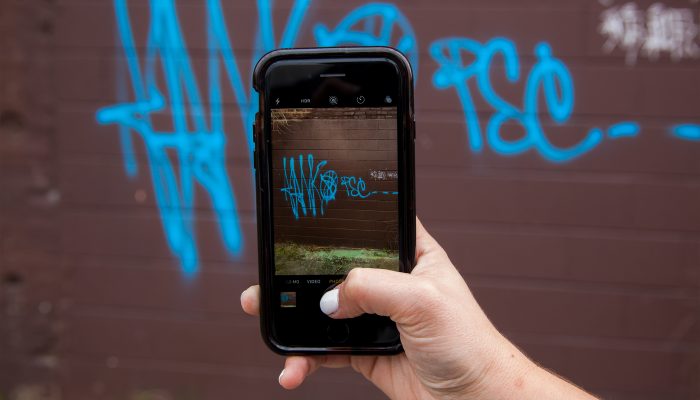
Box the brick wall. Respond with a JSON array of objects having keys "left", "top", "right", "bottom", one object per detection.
[
  {"left": 0, "top": 0, "right": 698, "bottom": 399},
  {"left": 0, "top": 0, "right": 61, "bottom": 398}
]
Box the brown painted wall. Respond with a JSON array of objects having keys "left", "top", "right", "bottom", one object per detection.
[{"left": 0, "top": 1, "right": 699, "bottom": 399}]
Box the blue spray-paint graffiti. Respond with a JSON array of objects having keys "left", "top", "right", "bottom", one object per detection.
[
  {"left": 607, "top": 122, "right": 641, "bottom": 138},
  {"left": 672, "top": 124, "right": 700, "bottom": 141},
  {"left": 281, "top": 154, "right": 398, "bottom": 219},
  {"left": 95, "top": 0, "right": 312, "bottom": 276},
  {"left": 96, "top": 1, "right": 695, "bottom": 276},
  {"left": 430, "top": 38, "right": 642, "bottom": 163},
  {"left": 281, "top": 155, "right": 337, "bottom": 219},
  {"left": 340, "top": 176, "right": 398, "bottom": 198},
  {"left": 96, "top": 0, "right": 244, "bottom": 277},
  {"left": 96, "top": 1, "right": 414, "bottom": 276},
  {"left": 314, "top": 3, "right": 419, "bottom": 78}
]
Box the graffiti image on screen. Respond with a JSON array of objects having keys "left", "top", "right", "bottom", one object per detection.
[{"left": 271, "top": 107, "right": 399, "bottom": 276}]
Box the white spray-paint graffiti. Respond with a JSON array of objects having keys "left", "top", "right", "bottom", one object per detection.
[
  {"left": 369, "top": 170, "right": 398, "bottom": 181},
  {"left": 599, "top": 1, "right": 700, "bottom": 65}
]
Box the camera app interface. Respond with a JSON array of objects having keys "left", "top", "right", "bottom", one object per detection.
[{"left": 271, "top": 103, "right": 399, "bottom": 280}]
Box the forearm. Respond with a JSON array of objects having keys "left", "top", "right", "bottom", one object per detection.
[{"left": 467, "top": 337, "right": 598, "bottom": 400}]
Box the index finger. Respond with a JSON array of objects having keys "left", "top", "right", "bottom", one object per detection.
[{"left": 240, "top": 285, "right": 260, "bottom": 316}]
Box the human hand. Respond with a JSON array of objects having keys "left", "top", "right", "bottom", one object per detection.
[{"left": 241, "top": 218, "right": 597, "bottom": 399}]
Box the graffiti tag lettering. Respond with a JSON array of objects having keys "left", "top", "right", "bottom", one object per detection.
[
  {"left": 599, "top": 2, "right": 700, "bottom": 65},
  {"left": 430, "top": 37, "right": 640, "bottom": 163},
  {"left": 281, "top": 154, "right": 398, "bottom": 218},
  {"left": 96, "top": 0, "right": 696, "bottom": 276},
  {"left": 95, "top": 0, "right": 412, "bottom": 275}
]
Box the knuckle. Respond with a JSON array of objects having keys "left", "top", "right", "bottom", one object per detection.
[
  {"left": 343, "top": 268, "right": 368, "bottom": 299},
  {"left": 414, "top": 279, "right": 444, "bottom": 309}
]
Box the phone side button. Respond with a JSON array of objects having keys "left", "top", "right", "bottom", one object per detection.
[
  {"left": 326, "top": 322, "right": 350, "bottom": 344},
  {"left": 253, "top": 124, "right": 258, "bottom": 170}
]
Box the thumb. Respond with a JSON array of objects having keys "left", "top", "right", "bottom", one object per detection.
[{"left": 320, "top": 267, "right": 438, "bottom": 325}]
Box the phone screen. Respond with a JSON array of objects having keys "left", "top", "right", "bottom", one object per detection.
[
  {"left": 272, "top": 104, "right": 400, "bottom": 275},
  {"left": 265, "top": 59, "right": 404, "bottom": 347}
]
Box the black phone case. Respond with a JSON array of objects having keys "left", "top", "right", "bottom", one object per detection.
[{"left": 252, "top": 47, "right": 416, "bottom": 355}]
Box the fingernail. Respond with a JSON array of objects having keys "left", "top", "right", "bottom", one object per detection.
[
  {"left": 278, "top": 369, "right": 285, "bottom": 384},
  {"left": 320, "top": 288, "right": 339, "bottom": 315}
]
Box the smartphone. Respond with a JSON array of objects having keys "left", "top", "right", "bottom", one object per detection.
[{"left": 252, "top": 47, "right": 416, "bottom": 354}]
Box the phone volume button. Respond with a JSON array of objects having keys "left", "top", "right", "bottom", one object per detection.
[
  {"left": 253, "top": 112, "right": 260, "bottom": 170},
  {"left": 254, "top": 112, "right": 265, "bottom": 179}
]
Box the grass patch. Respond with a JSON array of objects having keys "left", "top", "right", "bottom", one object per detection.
[{"left": 275, "top": 242, "right": 399, "bottom": 275}]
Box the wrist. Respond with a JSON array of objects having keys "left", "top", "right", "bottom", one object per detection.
[
  {"left": 457, "top": 335, "right": 540, "bottom": 400},
  {"left": 463, "top": 334, "right": 597, "bottom": 400}
]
